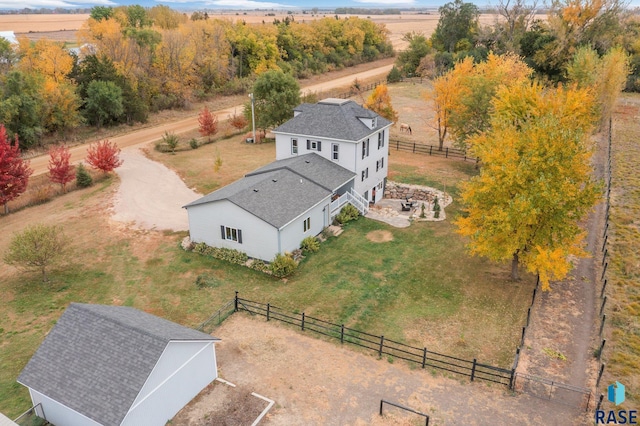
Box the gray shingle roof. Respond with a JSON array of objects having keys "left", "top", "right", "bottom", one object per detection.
[
  {"left": 18, "top": 303, "right": 217, "bottom": 426},
  {"left": 273, "top": 99, "right": 392, "bottom": 141},
  {"left": 184, "top": 154, "right": 355, "bottom": 229}
]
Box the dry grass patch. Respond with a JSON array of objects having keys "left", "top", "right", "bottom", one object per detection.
[{"left": 366, "top": 230, "right": 394, "bottom": 242}]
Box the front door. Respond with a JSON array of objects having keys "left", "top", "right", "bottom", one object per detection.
[{"left": 371, "top": 186, "right": 376, "bottom": 204}]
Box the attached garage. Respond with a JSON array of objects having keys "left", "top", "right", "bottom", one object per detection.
[{"left": 18, "top": 303, "right": 219, "bottom": 426}]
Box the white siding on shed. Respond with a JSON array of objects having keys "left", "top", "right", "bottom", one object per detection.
[
  {"left": 122, "top": 342, "right": 217, "bottom": 426},
  {"left": 28, "top": 389, "right": 102, "bottom": 426},
  {"left": 187, "top": 200, "right": 279, "bottom": 261}
]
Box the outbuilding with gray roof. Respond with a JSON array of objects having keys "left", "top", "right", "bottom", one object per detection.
[{"left": 18, "top": 303, "right": 219, "bottom": 426}]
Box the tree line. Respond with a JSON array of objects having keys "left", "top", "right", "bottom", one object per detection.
[
  {"left": 0, "top": 4, "right": 393, "bottom": 150},
  {"left": 392, "top": 0, "right": 639, "bottom": 91}
]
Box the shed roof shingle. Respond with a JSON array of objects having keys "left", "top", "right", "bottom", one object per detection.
[
  {"left": 18, "top": 303, "right": 217, "bottom": 426},
  {"left": 273, "top": 99, "right": 392, "bottom": 141},
  {"left": 184, "top": 153, "right": 354, "bottom": 229}
]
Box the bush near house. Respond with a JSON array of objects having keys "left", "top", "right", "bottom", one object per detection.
[
  {"left": 335, "top": 203, "right": 360, "bottom": 224},
  {"left": 270, "top": 253, "right": 298, "bottom": 278},
  {"left": 300, "top": 236, "right": 320, "bottom": 253}
]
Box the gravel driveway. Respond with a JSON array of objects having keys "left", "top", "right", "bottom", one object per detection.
[{"left": 111, "top": 149, "right": 200, "bottom": 232}]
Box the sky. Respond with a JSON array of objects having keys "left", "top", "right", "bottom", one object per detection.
[{"left": 0, "top": 0, "right": 486, "bottom": 11}]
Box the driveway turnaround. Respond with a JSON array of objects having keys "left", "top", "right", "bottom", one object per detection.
[{"left": 111, "top": 149, "right": 200, "bottom": 232}]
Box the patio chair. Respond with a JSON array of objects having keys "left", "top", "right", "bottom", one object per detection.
[{"left": 401, "top": 202, "right": 412, "bottom": 212}]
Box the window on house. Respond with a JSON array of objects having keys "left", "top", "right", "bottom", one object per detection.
[
  {"left": 361, "top": 167, "right": 369, "bottom": 182},
  {"left": 378, "top": 131, "right": 384, "bottom": 149},
  {"left": 307, "top": 140, "right": 322, "bottom": 151},
  {"left": 372, "top": 117, "right": 377, "bottom": 128},
  {"left": 221, "top": 226, "right": 242, "bottom": 243},
  {"left": 303, "top": 217, "right": 311, "bottom": 232},
  {"left": 362, "top": 139, "right": 369, "bottom": 159},
  {"left": 376, "top": 159, "right": 380, "bottom": 171},
  {"left": 332, "top": 143, "right": 339, "bottom": 160},
  {"left": 291, "top": 139, "right": 298, "bottom": 154}
]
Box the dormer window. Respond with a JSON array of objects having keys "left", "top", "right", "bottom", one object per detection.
[{"left": 372, "top": 117, "right": 377, "bottom": 128}]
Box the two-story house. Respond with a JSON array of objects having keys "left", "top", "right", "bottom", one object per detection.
[
  {"left": 273, "top": 98, "right": 392, "bottom": 205},
  {"left": 184, "top": 98, "right": 393, "bottom": 262}
]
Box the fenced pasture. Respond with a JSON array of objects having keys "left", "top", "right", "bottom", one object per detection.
[{"left": 233, "top": 295, "right": 515, "bottom": 387}]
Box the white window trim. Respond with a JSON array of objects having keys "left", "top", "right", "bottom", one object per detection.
[
  {"left": 332, "top": 143, "right": 339, "bottom": 161},
  {"left": 291, "top": 138, "right": 298, "bottom": 154},
  {"left": 303, "top": 217, "right": 311, "bottom": 232},
  {"left": 221, "top": 226, "right": 242, "bottom": 243}
]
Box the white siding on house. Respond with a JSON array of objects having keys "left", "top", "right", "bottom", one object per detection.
[
  {"left": 187, "top": 200, "right": 279, "bottom": 261},
  {"left": 275, "top": 127, "right": 390, "bottom": 204},
  {"left": 275, "top": 133, "right": 358, "bottom": 172},
  {"left": 122, "top": 342, "right": 217, "bottom": 426},
  {"left": 28, "top": 389, "right": 102, "bottom": 426},
  {"left": 279, "top": 198, "right": 330, "bottom": 254}
]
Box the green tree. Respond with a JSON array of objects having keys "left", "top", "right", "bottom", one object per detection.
[
  {"left": 84, "top": 80, "right": 124, "bottom": 127},
  {"left": 249, "top": 70, "right": 300, "bottom": 131},
  {"left": 75, "top": 163, "right": 93, "bottom": 188},
  {"left": 3, "top": 223, "right": 69, "bottom": 282},
  {"left": 0, "top": 71, "right": 44, "bottom": 149},
  {"left": 431, "top": 0, "right": 479, "bottom": 53},
  {"left": 90, "top": 5, "right": 113, "bottom": 21},
  {"left": 396, "top": 32, "right": 431, "bottom": 77},
  {"left": 455, "top": 82, "right": 599, "bottom": 290}
]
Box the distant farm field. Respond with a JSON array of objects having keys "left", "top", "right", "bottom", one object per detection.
[
  {"left": 0, "top": 14, "right": 89, "bottom": 32},
  {"left": 1, "top": 12, "right": 546, "bottom": 50}
]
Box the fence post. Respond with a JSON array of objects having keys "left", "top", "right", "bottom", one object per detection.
[
  {"left": 596, "top": 394, "right": 605, "bottom": 412},
  {"left": 446, "top": 147, "right": 449, "bottom": 158},
  {"left": 413, "top": 143, "right": 416, "bottom": 153},
  {"left": 509, "top": 369, "right": 516, "bottom": 390},
  {"left": 267, "top": 303, "right": 270, "bottom": 321},
  {"left": 531, "top": 288, "right": 537, "bottom": 306},
  {"left": 471, "top": 359, "right": 477, "bottom": 381},
  {"left": 429, "top": 146, "right": 432, "bottom": 156},
  {"left": 422, "top": 347, "right": 427, "bottom": 369},
  {"left": 520, "top": 327, "right": 526, "bottom": 346},
  {"left": 602, "top": 235, "right": 608, "bottom": 252},
  {"left": 340, "top": 324, "right": 345, "bottom": 344},
  {"left": 234, "top": 291, "right": 238, "bottom": 312},
  {"left": 526, "top": 308, "right": 531, "bottom": 327},
  {"left": 380, "top": 400, "right": 383, "bottom": 416},
  {"left": 602, "top": 249, "right": 608, "bottom": 266},
  {"left": 600, "top": 296, "right": 607, "bottom": 316},
  {"left": 603, "top": 222, "right": 609, "bottom": 239},
  {"left": 599, "top": 314, "right": 606, "bottom": 336},
  {"left": 601, "top": 263, "right": 608, "bottom": 281},
  {"left": 379, "top": 335, "right": 384, "bottom": 357},
  {"left": 596, "top": 363, "right": 606, "bottom": 388},
  {"left": 601, "top": 280, "right": 608, "bottom": 298},
  {"left": 396, "top": 140, "right": 399, "bottom": 150},
  {"left": 598, "top": 339, "right": 606, "bottom": 360}
]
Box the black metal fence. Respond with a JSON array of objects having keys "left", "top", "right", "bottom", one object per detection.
[
  {"left": 390, "top": 139, "right": 479, "bottom": 164},
  {"left": 380, "top": 399, "right": 429, "bottom": 426},
  {"left": 233, "top": 294, "right": 514, "bottom": 388},
  {"left": 196, "top": 299, "right": 236, "bottom": 335}
]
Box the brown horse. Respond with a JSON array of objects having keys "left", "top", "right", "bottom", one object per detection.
[{"left": 399, "top": 123, "right": 412, "bottom": 134}]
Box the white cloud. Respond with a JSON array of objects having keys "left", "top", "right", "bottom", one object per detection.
[
  {"left": 0, "top": 0, "right": 115, "bottom": 7},
  {"left": 353, "top": 0, "right": 416, "bottom": 4}
]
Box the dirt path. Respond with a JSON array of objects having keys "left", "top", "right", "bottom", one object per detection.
[
  {"left": 183, "top": 314, "right": 589, "bottom": 425},
  {"left": 26, "top": 62, "right": 393, "bottom": 177},
  {"left": 517, "top": 133, "right": 606, "bottom": 398}
]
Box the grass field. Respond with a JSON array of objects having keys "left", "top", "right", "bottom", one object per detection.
[{"left": 602, "top": 93, "right": 640, "bottom": 405}]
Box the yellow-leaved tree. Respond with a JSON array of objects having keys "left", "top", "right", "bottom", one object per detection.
[
  {"left": 364, "top": 84, "right": 398, "bottom": 123},
  {"left": 455, "top": 82, "right": 600, "bottom": 290}
]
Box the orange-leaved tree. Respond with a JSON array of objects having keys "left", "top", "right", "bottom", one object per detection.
[
  {"left": 455, "top": 82, "right": 600, "bottom": 290},
  {"left": 229, "top": 111, "right": 248, "bottom": 132},
  {"left": 86, "top": 139, "right": 123, "bottom": 174},
  {"left": 364, "top": 84, "right": 398, "bottom": 123},
  {"left": 0, "top": 124, "right": 33, "bottom": 214},
  {"left": 198, "top": 106, "right": 218, "bottom": 142},
  {"left": 48, "top": 145, "right": 75, "bottom": 193}
]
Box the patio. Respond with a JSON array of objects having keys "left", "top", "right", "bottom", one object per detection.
[{"left": 366, "top": 185, "right": 452, "bottom": 228}]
